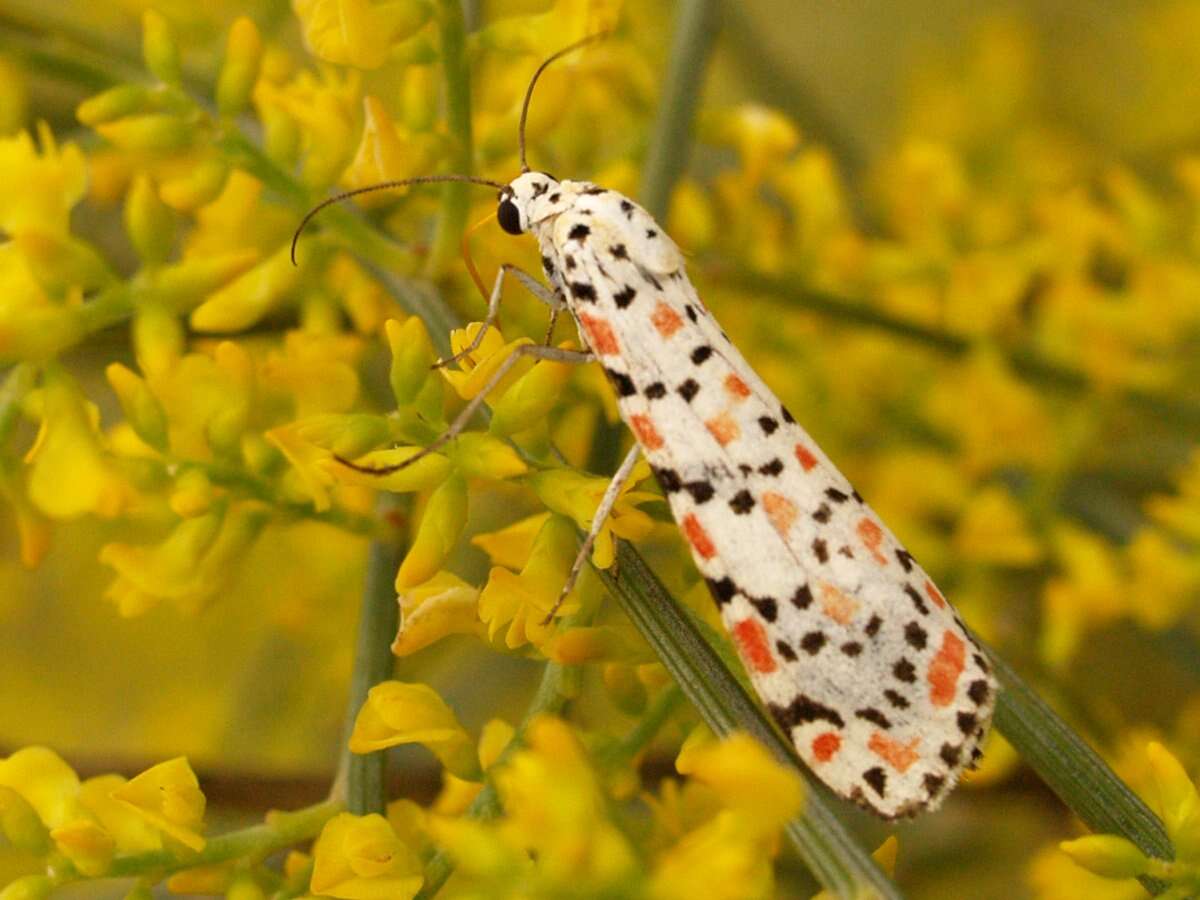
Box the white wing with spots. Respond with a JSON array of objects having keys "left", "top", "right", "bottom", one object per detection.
[{"left": 526, "top": 179, "right": 996, "bottom": 818}]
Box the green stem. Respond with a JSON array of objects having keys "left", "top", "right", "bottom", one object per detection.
[
  {"left": 639, "top": 0, "right": 720, "bottom": 221},
  {"left": 730, "top": 269, "right": 1200, "bottom": 430},
  {"left": 0, "top": 364, "right": 36, "bottom": 446},
  {"left": 333, "top": 493, "right": 405, "bottom": 814},
  {"left": 989, "top": 649, "right": 1173, "bottom": 894},
  {"left": 98, "top": 800, "right": 341, "bottom": 880},
  {"left": 600, "top": 541, "right": 900, "bottom": 900},
  {"left": 425, "top": 1, "right": 473, "bottom": 279},
  {"left": 609, "top": 685, "right": 685, "bottom": 765},
  {"left": 414, "top": 660, "right": 576, "bottom": 899}
]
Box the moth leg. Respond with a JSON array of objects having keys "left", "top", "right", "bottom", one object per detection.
[
  {"left": 541, "top": 443, "right": 642, "bottom": 625},
  {"left": 434, "top": 264, "right": 562, "bottom": 369},
  {"left": 338, "top": 342, "right": 592, "bottom": 476}
]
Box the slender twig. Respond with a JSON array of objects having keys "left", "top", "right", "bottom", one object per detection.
[
  {"left": 989, "top": 650, "right": 1173, "bottom": 895},
  {"left": 639, "top": 0, "right": 720, "bottom": 221},
  {"left": 425, "top": 1, "right": 474, "bottom": 278},
  {"left": 332, "top": 493, "right": 405, "bottom": 813}
]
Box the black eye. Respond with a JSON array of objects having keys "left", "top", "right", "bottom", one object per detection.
[{"left": 497, "top": 198, "right": 522, "bottom": 235}]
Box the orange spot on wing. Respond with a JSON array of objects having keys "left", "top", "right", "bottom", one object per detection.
[
  {"left": 732, "top": 618, "right": 776, "bottom": 673},
  {"left": 724, "top": 373, "right": 751, "bottom": 399},
  {"left": 868, "top": 732, "right": 920, "bottom": 773},
  {"left": 630, "top": 414, "right": 664, "bottom": 451},
  {"left": 705, "top": 412, "right": 740, "bottom": 446},
  {"left": 818, "top": 581, "right": 858, "bottom": 625},
  {"left": 924, "top": 579, "right": 947, "bottom": 609},
  {"left": 928, "top": 630, "right": 966, "bottom": 707},
  {"left": 762, "top": 492, "right": 797, "bottom": 536},
  {"left": 812, "top": 731, "right": 842, "bottom": 762},
  {"left": 651, "top": 302, "right": 683, "bottom": 337},
  {"left": 856, "top": 518, "right": 888, "bottom": 566},
  {"left": 682, "top": 513, "right": 716, "bottom": 559},
  {"left": 794, "top": 443, "right": 818, "bottom": 471},
  {"left": 577, "top": 312, "right": 619, "bottom": 355}
]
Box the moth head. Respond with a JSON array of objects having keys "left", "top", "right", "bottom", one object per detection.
[{"left": 498, "top": 171, "right": 559, "bottom": 235}]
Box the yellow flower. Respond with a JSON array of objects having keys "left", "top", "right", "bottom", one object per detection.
[
  {"left": 0, "top": 747, "right": 80, "bottom": 831},
  {"left": 674, "top": 731, "right": 804, "bottom": 838},
  {"left": 439, "top": 323, "right": 534, "bottom": 401},
  {"left": 1040, "top": 525, "right": 1124, "bottom": 666},
  {"left": 392, "top": 571, "right": 483, "bottom": 656},
  {"left": 924, "top": 348, "right": 1052, "bottom": 476},
  {"left": 530, "top": 459, "right": 658, "bottom": 568},
  {"left": 348, "top": 681, "right": 478, "bottom": 780},
  {"left": 493, "top": 716, "right": 636, "bottom": 886},
  {"left": 0, "top": 123, "right": 86, "bottom": 237},
  {"left": 310, "top": 812, "right": 422, "bottom": 900},
  {"left": 0, "top": 785, "right": 49, "bottom": 854},
  {"left": 76, "top": 774, "right": 161, "bottom": 854},
  {"left": 649, "top": 810, "right": 774, "bottom": 900},
  {"left": 293, "top": 0, "right": 432, "bottom": 70},
  {"left": 487, "top": 347, "right": 576, "bottom": 436},
  {"left": 1031, "top": 844, "right": 1150, "bottom": 900},
  {"left": 477, "top": 514, "right": 584, "bottom": 649},
  {"left": 1125, "top": 529, "right": 1200, "bottom": 630},
  {"left": 445, "top": 432, "right": 528, "bottom": 479},
  {"left": 24, "top": 366, "right": 135, "bottom": 520},
  {"left": 342, "top": 95, "right": 440, "bottom": 191},
  {"left": 48, "top": 819, "right": 114, "bottom": 877},
  {"left": 0, "top": 244, "right": 84, "bottom": 364},
  {"left": 1059, "top": 835, "right": 1150, "bottom": 880},
  {"left": 100, "top": 501, "right": 270, "bottom": 616},
  {"left": 1146, "top": 741, "right": 1200, "bottom": 859},
  {"left": 471, "top": 511, "right": 550, "bottom": 569},
  {"left": 394, "top": 473, "right": 468, "bottom": 589},
  {"left": 109, "top": 757, "right": 206, "bottom": 852},
  {"left": 952, "top": 485, "right": 1043, "bottom": 566}
]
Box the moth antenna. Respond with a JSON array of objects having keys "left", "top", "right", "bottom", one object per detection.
[
  {"left": 290, "top": 174, "right": 506, "bottom": 265},
  {"left": 518, "top": 31, "right": 611, "bottom": 174}
]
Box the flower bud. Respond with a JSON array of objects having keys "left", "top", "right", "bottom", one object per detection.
[
  {"left": 133, "top": 305, "right": 184, "bottom": 379},
  {"left": 109, "top": 757, "right": 206, "bottom": 851},
  {"left": 225, "top": 872, "right": 265, "bottom": 900},
  {"left": 1059, "top": 835, "right": 1150, "bottom": 879},
  {"left": 0, "top": 875, "right": 53, "bottom": 900},
  {"left": 96, "top": 114, "right": 194, "bottom": 153},
  {"left": 488, "top": 352, "right": 572, "bottom": 436},
  {"left": 216, "top": 17, "right": 263, "bottom": 117},
  {"left": 159, "top": 155, "right": 231, "bottom": 212},
  {"left": 142, "top": 10, "right": 182, "bottom": 85},
  {"left": 386, "top": 317, "right": 435, "bottom": 405},
  {"left": 149, "top": 251, "right": 259, "bottom": 312},
  {"left": 446, "top": 432, "right": 527, "bottom": 479},
  {"left": 0, "top": 785, "right": 50, "bottom": 854},
  {"left": 76, "top": 84, "right": 156, "bottom": 127},
  {"left": 124, "top": 175, "right": 175, "bottom": 265},
  {"left": 169, "top": 468, "right": 216, "bottom": 518},
  {"left": 106, "top": 362, "right": 169, "bottom": 452},
  {"left": 402, "top": 65, "right": 436, "bottom": 132},
  {"left": 395, "top": 473, "right": 467, "bottom": 589}
]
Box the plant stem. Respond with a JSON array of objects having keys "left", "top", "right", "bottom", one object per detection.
[
  {"left": 599, "top": 541, "right": 901, "bottom": 900},
  {"left": 426, "top": 0, "right": 474, "bottom": 279},
  {"left": 989, "top": 649, "right": 1173, "bottom": 894},
  {"left": 332, "top": 493, "right": 405, "bottom": 814},
  {"left": 639, "top": 0, "right": 720, "bottom": 221},
  {"left": 98, "top": 800, "right": 341, "bottom": 880}
]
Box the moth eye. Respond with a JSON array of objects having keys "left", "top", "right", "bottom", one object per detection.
[{"left": 497, "top": 198, "right": 523, "bottom": 235}]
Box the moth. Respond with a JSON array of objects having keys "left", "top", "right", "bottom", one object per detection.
[{"left": 294, "top": 36, "right": 996, "bottom": 819}]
